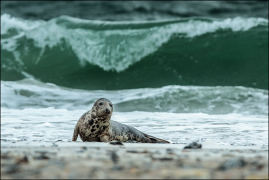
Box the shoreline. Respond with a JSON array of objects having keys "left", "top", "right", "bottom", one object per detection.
[{"left": 1, "top": 141, "right": 268, "bottom": 179}]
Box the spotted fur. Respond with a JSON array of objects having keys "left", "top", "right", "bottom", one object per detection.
[{"left": 72, "top": 98, "right": 169, "bottom": 143}]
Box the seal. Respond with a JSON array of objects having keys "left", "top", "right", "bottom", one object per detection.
[{"left": 72, "top": 98, "right": 170, "bottom": 143}]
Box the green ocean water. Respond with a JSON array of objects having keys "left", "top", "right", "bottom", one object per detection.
[{"left": 1, "top": 15, "right": 268, "bottom": 90}]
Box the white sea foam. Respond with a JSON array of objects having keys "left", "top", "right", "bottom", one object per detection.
[
  {"left": 1, "top": 79, "right": 268, "bottom": 146},
  {"left": 1, "top": 14, "right": 45, "bottom": 35},
  {"left": 1, "top": 107, "right": 268, "bottom": 146}
]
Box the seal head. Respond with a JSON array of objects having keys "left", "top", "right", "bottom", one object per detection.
[{"left": 92, "top": 98, "right": 113, "bottom": 121}]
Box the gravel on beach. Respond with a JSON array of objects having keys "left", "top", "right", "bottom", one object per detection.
[{"left": 1, "top": 141, "right": 268, "bottom": 179}]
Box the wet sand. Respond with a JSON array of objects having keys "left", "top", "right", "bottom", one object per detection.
[{"left": 1, "top": 141, "right": 268, "bottom": 179}]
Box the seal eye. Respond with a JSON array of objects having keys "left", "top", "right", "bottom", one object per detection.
[
  {"left": 99, "top": 102, "right": 103, "bottom": 106},
  {"left": 109, "top": 103, "right": 112, "bottom": 107}
]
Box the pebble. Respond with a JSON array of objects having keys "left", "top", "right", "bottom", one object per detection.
[
  {"left": 110, "top": 141, "right": 124, "bottom": 145},
  {"left": 184, "top": 142, "right": 202, "bottom": 149},
  {"left": 217, "top": 158, "right": 247, "bottom": 170},
  {"left": 4, "top": 164, "right": 20, "bottom": 174},
  {"left": 110, "top": 151, "right": 119, "bottom": 164}
]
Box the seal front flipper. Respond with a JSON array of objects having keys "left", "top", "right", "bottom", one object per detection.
[
  {"left": 143, "top": 133, "right": 170, "bottom": 143},
  {"left": 100, "top": 135, "right": 110, "bottom": 142},
  {"left": 72, "top": 122, "right": 79, "bottom": 141}
]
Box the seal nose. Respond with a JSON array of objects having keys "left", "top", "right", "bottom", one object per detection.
[{"left": 105, "top": 108, "right": 110, "bottom": 114}]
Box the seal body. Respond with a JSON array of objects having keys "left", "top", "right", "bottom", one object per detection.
[{"left": 72, "top": 98, "right": 169, "bottom": 143}]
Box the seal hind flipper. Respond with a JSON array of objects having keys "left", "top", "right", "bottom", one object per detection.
[
  {"left": 109, "top": 120, "right": 170, "bottom": 143},
  {"left": 143, "top": 133, "right": 170, "bottom": 143}
]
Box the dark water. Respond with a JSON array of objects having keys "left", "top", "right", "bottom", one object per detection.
[{"left": 1, "top": 1, "right": 268, "bottom": 21}]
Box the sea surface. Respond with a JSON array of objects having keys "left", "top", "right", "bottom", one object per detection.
[{"left": 1, "top": 2, "right": 268, "bottom": 148}]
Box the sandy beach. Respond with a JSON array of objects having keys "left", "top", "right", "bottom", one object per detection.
[{"left": 1, "top": 141, "right": 268, "bottom": 179}]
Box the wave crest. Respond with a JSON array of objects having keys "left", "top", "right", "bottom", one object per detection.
[{"left": 1, "top": 14, "right": 268, "bottom": 72}]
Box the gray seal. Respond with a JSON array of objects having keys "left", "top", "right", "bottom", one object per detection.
[{"left": 72, "top": 98, "right": 169, "bottom": 143}]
